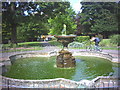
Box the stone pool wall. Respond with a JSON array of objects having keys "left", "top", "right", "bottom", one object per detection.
[
  {"left": 9, "top": 53, "right": 52, "bottom": 64},
  {"left": 9, "top": 51, "right": 113, "bottom": 64},
  {"left": 2, "top": 77, "right": 81, "bottom": 88},
  {"left": 91, "top": 76, "right": 120, "bottom": 88},
  {"left": 1, "top": 51, "right": 119, "bottom": 88},
  {"left": 73, "top": 51, "right": 113, "bottom": 62},
  {"left": 2, "top": 76, "right": 119, "bottom": 88}
]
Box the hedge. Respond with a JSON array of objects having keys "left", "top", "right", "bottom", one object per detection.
[
  {"left": 109, "top": 34, "right": 120, "bottom": 46},
  {"left": 75, "top": 36, "right": 90, "bottom": 43}
]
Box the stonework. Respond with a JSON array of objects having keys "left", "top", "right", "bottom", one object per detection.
[
  {"left": 2, "top": 76, "right": 119, "bottom": 88},
  {"left": 1, "top": 51, "right": 119, "bottom": 88},
  {"left": 56, "top": 50, "right": 75, "bottom": 68}
]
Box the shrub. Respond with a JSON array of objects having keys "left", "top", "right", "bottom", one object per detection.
[
  {"left": 100, "top": 39, "right": 112, "bottom": 47},
  {"left": 109, "top": 34, "right": 120, "bottom": 46},
  {"left": 75, "top": 36, "right": 90, "bottom": 43}
]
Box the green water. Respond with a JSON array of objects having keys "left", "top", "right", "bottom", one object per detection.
[{"left": 3, "top": 56, "right": 119, "bottom": 81}]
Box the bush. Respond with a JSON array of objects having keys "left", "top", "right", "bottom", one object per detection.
[
  {"left": 100, "top": 39, "right": 112, "bottom": 47},
  {"left": 75, "top": 36, "right": 90, "bottom": 43},
  {"left": 109, "top": 34, "right": 120, "bottom": 46}
]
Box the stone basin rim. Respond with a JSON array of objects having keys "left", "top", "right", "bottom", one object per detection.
[
  {"left": 8, "top": 51, "right": 113, "bottom": 63},
  {"left": 2, "top": 52, "right": 119, "bottom": 88}
]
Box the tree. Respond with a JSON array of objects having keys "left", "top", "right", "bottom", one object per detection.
[
  {"left": 17, "top": 2, "right": 71, "bottom": 41},
  {"left": 74, "top": 13, "right": 83, "bottom": 36},
  {"left": 79, "top": 2, "right": 119, "bottom": 38},
  {"left": 2, "top": 2, "right": 41, "bottom": 44},
  {"left": 2, "top": 1, "right": 72, "bottom": 43},
  {"left": 17, "top": 17, "right": 49, "bottom": 42},
  {"left": 48, "top": 7, "right": 77, "bottom": 35}
]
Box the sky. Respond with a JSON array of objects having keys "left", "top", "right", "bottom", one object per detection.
[{"left": 68, "top": 0, "right": 82, "bottom": 13}]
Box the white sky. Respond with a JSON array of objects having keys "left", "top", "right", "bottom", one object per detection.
[{"left": 68, "top": 0, "right": 82, "bottom": 13}]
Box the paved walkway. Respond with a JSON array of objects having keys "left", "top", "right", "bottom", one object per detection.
[{"left": 0, "top": 42, "right": 120, "bottom": 63}]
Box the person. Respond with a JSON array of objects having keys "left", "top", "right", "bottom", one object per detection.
[
  {"left": 41, "top": 35, "right": 46, "bottom": 42},
  {"left": 90, "top": 35, "right": 101, "bottom": 51}
]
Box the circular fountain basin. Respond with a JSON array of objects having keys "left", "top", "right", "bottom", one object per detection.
[{"left": 3, "top": 53, "right": 119, "bottom": 81}]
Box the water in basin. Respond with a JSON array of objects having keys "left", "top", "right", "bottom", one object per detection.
[{"left": 3, "top": 56, "right": 119, "bottom": 81}]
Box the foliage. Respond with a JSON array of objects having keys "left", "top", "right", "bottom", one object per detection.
[
  {"left": 100, "top": 39, "right": 111, "bottom": 47},
  {"left": 100, "top": 39, "right": 119, "bottom": 47},
  {"left": 109, "top": 34, "right": 120, "bottom": 46},
  {"left": 2, "top": 2, "right": 72, "bottom": 43},
  {"left": 17, "top": 19, "right": 49, "bottom": 42},
  {"left": 79, "top": 2, "right": 119, "bottom": 37},
  {"left": 75, "top": 36, "right": 90, "bottom": 43},
  {"left": 2, "top": 2, "right": 41, "bottom": 44},
  {"left": 48, "top": 7, "right": 77, "bottom": 35}
]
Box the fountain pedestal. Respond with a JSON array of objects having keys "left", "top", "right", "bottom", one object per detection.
[
  {"left": 56, "top": 49, "right": 75, "bottom": 68},
  {"left": 55, "top": 35, "right": 76, "bottom": 68}
]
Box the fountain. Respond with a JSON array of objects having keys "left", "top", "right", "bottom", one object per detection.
[
  {"left": 1, "top": 25, "right": 119, "bottom": 88},
  {"left": 54, "top": 24, "right": 76, "bottom": 68}
]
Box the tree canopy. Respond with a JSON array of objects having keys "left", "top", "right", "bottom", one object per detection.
[
  {"left": 2, "top": 1, "right": 119, "bottom": 44},
  {"left": 2, "top": 2, "right": 41, "bottom": 43},
  {"left": 2, "top": 1, "right": 76, "bottom": 43},
  {"left": 48, "top": 7, "right": 77, "bottom": 35},
  {"left": 79, "top": 2, "right": 119, "bottom": 38}
]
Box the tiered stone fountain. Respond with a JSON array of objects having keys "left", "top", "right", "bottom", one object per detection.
[{"left": 55, "top": 24, "right": 76, "bottom": 68}]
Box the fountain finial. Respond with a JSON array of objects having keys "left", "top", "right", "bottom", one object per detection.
[{"left": 62, "top": 24, "right": 66, "bottom": 35}]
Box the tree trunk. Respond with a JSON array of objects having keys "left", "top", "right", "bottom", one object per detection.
[
  {"left": 11, "top": 25, "right": 17, "bottom": 44},
  {"left": 10, "top": 3, "right": 17, "bottom": 45}
]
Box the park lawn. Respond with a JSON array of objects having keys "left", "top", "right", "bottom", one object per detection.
[
  {"left": 49, "top": 40, "right": 62, "bottom": 47},
  {"left": 18, "top": 42, "right": 42, "bottom": 47},
  {"left": 3, "top": 41, "right": 42, "bottom": 47},
  {"left": 1, "top": 47, "right": 43, "bottom": 53},
  {"left": 2, "top": 42, "right": 43, "bottom": 53}
]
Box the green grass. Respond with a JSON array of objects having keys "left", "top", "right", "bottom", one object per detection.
[
  {"left": 102, "top": 47, "right": 119, "bottom": 50},
  {"left": 3, "top": 42, "right": 42, "bottom": 48},
  {"left": 18, "top": 42, "right": 41, "bottom": 46},
  {"left": 49, "top": 40, "right": 62, "bottom": 47},
  {"left": 2, "top": 42, "right": 43, "bottom": 53},
  {"left": 100, "top": 39, "right": 118, "bottom": 47},
  {"left": 1, "top": 47, "right": 42, "bottom": 53}
]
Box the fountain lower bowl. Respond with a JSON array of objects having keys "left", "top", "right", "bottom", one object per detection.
[{"left": 2, "top": 52, "right": 119, "bottom": 88}]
